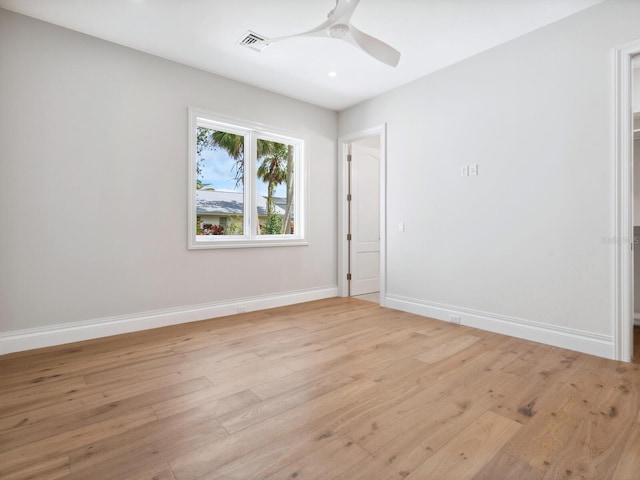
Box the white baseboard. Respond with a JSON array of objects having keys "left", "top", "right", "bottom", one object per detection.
[
  {"left": 0, "top": 286, "right": 338, "bottom": 355},
  {"left": 385, "top": 295, "right": 615, "bottom": 359}
]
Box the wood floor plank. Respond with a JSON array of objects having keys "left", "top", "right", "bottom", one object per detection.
[
  {"left": 0, "top": 407, "right": 158, "bottom": 475},
  {"left": 472, "top": 452, "right": 545, "bottom": 480},
  {"left": 63, "top": 419, "right": 225, "bottom": 480},
  {"left": 347, "top": 360, "right": 526, "bottom": 455},
  {"left": 503, "top": 356, "right": 617, "bottom": 472},
  {"left": 173, "top": 325, "right": 307, "bottom": 355},
  {"left": 332, "top": 326, "right": 474, "bottom": 381},
  {"left": 0, "top": 345, "right": 177, "bottom": 388},
  {"left": 333, "top": 400, "right": 472, "bottom": 480},
  {"left": 0, "top": 455, "right": 70, "bottom": 480},
  {"left": 203, "top": 359, "right": 296, "bottom": 399},
  {"left": 611, "top": 424, "right": 640, "bottom": 479},
  {"left": 0, "top": 375, "right": 88, "bottom": 414},
  {"left": 248, "top": 362, "right": 356, "bottom": 401},
  {"left": 0, "top": 376, "right": 213, "bottom": 452},
  {"left": 173, "top": 356, "right": 430, "bottom": 479},
  {"left": 0, "top": 372, "right": 208, "bottom": 433},
  {"left": 414, "top": 334, "right": 482, "bottom": 364},
  {"left": 0, "top": 369, "right": 216, "bottom": 429},
  {"left": 263, "top": 434, "right": 369, "bottom": 480},
  {"left": 106, "top": 463, "right": 177, "bottom": 480},
  {"left": 208, "top": 424, "right": 347, "bottom": 480},
  {"left": 68, "top": 404, "right": 225, "bottom": 473},
  {"left": 218, "top": 371, "right": 354, "bottom": 433},
  {"left": 0, "top": 298, "right": 637, "bottom": 480},
  {"left": 168, "top": 379, "right": 382, "bottom": 480},
  {"left": 192, "top": 474, "right": 236, "bottom": 480},
  {"left": 83, "top": 350, "right": 258, "bottom": 385},
  {"left": 176, "top": 357, "right": 432, "bottom": 479},
  {"left": 403, "top": 411, "right": 521, "bottom": 480},
  {"left": 491, "top": 349, "right": 583, "bottom": 424},
  {"left": 541, "top": 364, "right": 640, "bottom": 479},
  {"left": 335, "top": 370, "right": 527, "bottom": 480},
  {"left": 277, "top": 343, "right": 353, "bottom": 372},
  {"left": 151, "top": 387, "right": 260, "bottom": 420}
]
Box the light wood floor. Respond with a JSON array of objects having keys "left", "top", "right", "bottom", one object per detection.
[{"left": 1, "top": 298, "right": 639, "bottom": 480}]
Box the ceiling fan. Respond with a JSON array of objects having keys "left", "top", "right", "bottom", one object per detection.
[{"left": 255, "top": 0, "right": 401, "bottom": 68}]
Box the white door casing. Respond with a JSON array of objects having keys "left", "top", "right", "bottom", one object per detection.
[
  {"left": 337, "top": 125, "right": 387, "bottom": 304},
  {"left": 614, "top": 40, "right": 640, "bottom": 362}
]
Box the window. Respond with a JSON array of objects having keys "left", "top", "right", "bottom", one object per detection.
[{"left": 188, "top": 108, "right": 306, "bottom": 249}]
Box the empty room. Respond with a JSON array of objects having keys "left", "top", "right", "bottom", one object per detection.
[{"left": 2, "top": 0, "right": 640, "bottom": 479}]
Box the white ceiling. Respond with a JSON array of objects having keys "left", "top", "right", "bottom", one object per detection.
[{"left": 0, "top": 0, "right": 606, "bottom": 111}]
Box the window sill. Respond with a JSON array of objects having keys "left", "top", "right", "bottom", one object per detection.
[{"left": 189, "top": 237, "right": 308, "bottom": 250}]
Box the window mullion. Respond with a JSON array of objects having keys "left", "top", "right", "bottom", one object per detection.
[
  {"left": 243, "top": 132, "right": 252, "bottom": 238},
  {"left": 247, "top": 131, "right": 258, "bottom": 239},
  {"left": 294, "top": 139, "right": 302, "bottom": 238}
]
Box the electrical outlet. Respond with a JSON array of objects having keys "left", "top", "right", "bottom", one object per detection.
[
  {"left": 461, "top": 165, "right": 469, "bottom": 177},
  {"left": 469, "top": 164, "right": 478, "bottom": 176},
  {"left": 450, "top": 315, "right": 461, "bottom": 324}
]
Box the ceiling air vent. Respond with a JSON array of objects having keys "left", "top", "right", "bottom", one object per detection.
[{"left": 238, "top": 31, "right": 268, "bottom": 52}]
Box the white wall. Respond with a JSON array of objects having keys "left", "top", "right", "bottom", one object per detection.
[
  {"left": 0, "top": 9, "right": 338, "bottom": 346},
  {"left": 339, "top": 0, "right": 640, "bottom": 357}
]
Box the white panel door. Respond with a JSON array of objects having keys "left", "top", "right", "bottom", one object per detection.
[{"left": 350, "top": 143, "right": 380, "bottom": 296}]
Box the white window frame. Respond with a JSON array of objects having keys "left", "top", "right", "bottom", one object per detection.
[{"left": 188, "top": 108, "right": 307, "bottom": 249}]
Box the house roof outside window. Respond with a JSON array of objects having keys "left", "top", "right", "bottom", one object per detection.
[{"left": 196, "top": 190, "right": 286, "bottom": 216}]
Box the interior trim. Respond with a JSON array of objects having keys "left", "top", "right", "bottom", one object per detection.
[
  {"left": 0, "top": 286, "right": 338, "bottom": 355},
  {"left": 386, "top": 294, "right": 614, "bottom": 359}
]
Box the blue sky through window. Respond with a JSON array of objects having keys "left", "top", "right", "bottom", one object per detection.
[
  {"left": 199, "top": 146, "right": 286, "bottom": 197},
  {"left": 199, "top": 147, "right": 241, "bottom": 192}
]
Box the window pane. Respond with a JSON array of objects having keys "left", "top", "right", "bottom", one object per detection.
[
  {"left": 256, "top": 139, "right": 295, "bottom": 236},
  {"left": 196, "top": 126, "right": 245, "bottom": 237}
]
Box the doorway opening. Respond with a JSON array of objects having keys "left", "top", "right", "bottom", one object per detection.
[
  {"left": 338, "top": 126, "right": 387, "bottom": 305},
  {"left": 615, "top": 41, "right": 640, "bottom": 362},
  {"left": 633, "top": 56, "right": 640, "bottom": 363},
  {"left": 349, "top": 136, "right": 380, "bottom": 302}
]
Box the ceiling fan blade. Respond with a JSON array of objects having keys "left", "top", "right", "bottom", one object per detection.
[
  {"left": 252, "top": 0, "right": 400, "bottom": 68},
  {"left": 256, "top": 18, "right": 334, "bottom": 46},
  {"left": 329, "top": 0, "right": 361, "bottom": 24},
  {"left": 259, "top": 0, "right": 360, "bottom": 46},
  {"left": 347, "top": 24, "right": 401, "bottom": 67}
]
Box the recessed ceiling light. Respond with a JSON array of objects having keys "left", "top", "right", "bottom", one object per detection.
[{"left": 328, "top": 71, "right": 337, "bottom": 78}]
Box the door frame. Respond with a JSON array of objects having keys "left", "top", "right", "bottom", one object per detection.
[
  {"left": 614, "top": 40, "right": 640, "bottom": 362},
  {"left": 338, "top": 125, "right": 387, "bottom": 304}
]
